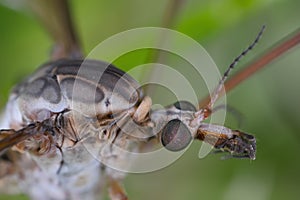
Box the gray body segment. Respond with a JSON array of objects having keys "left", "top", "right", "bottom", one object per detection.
[{"left": 1, "top": 59, "right": 143, "bottom": 129}]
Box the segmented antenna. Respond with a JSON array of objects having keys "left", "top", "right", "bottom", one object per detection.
[{"left": 208, "top": 25, "right": 266, "bottom": 109}]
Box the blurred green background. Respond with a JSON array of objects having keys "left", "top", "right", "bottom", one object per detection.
[{"left": 0, "top": 0, "right": 300, "bottom": 200}]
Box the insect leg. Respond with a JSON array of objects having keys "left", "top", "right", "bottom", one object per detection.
[
  {"left": 0, "top": 129, "right": 32, "bottom": 155},
  {"left": 0, "top": 116, "right": 59, "bottom": 155},
  {"left": 108, "top": 178, "right": 128, "bottom": 200},
  {"left": 133, "top": 96, "right": 152, "bottom": 123},
  {"left": 55, "top": 144, "right": 64, "bottom": 175}
]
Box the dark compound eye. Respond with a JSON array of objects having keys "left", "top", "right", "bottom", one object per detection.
[
  {"left": 173, "top": 101, "right": 196, "bottom": 112},
  {"left": 161, "top": 119, "right": 192, "bottom": 151},
  {"left": 243, "top": 133, "right": 255, "bottom": 141},
  {"left": 235, "top": 131, "right": 256, "bottom": 142}
]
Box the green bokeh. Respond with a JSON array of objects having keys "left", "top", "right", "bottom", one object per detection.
[{"left": 0, "top": 0, "right": 299, "bottom": 200}]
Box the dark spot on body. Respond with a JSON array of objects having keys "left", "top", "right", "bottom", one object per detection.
[
  {"left": 25, "top": 78, "right": 46, "bottom": 96},
  {"left": 103, "top": 130, "right": 107, "bottom": 135},
  {"left": 23, "top": 77, "right": 61, "bottom": 103},
  {"left": 105, "top": 98, "right": 110, "bottom": 107},
  {"left": 173, "top": 101, "right": 196, "bottom": 112},
  {"left": 0, "top": 153, "right": 11, "bottom": 162}
]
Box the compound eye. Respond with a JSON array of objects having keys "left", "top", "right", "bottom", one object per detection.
[
  {"left": 243, "top": 133, "right": 255, "bottom": 141},
  {"left": 173, "top": 101, "right": 196, "bottom": 112},
  {"left": 237, "top": 131, "right": 256, "bottom": 142},
  {"left": 161, "top": 119, "right": 192, "bottom": 151}
]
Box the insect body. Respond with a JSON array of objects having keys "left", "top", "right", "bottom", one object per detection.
[
  {"left": 0, "top": 59, "right": 147, "bottom": 199},
  {"left": 0, "top": 53, "right": 257, "bottom": 199},
  {"left": 0, "top": 1, "right": 263, "bottom": 199}
]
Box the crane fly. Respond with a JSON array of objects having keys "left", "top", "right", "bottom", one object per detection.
[{"left": 0, "top": 1, "right": 300, "bottom": 200}]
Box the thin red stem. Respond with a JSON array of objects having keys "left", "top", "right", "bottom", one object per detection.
[{"left": 199, "top": 28, "right": 300, "bottom": 108}]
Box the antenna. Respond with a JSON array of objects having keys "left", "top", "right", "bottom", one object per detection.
[{"left": 207, "top": 25, "right": 266, "bottom": 109}]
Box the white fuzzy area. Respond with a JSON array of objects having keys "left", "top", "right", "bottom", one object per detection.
[
  {"left": 0, "top": 97, "right": 23, "bottom": 129},
  {"left": 23, "top": 168, "right": 67, "bottom": 200}
]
